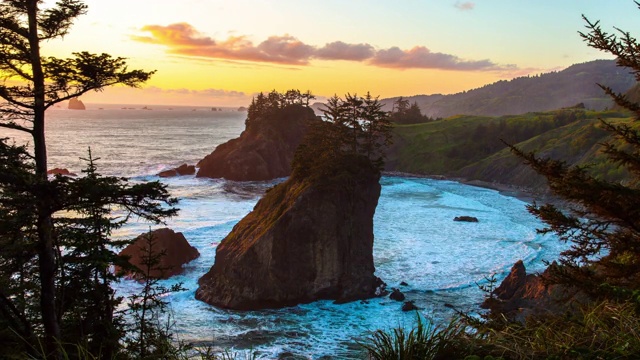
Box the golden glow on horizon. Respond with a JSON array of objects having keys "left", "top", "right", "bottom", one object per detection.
[{"left": 24, "top": 1, "right": 640, "bottom": 106}]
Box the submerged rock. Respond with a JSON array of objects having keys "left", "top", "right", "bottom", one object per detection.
[
  {"left": 196, "top": 105, "right": 318, "bottom": 181},
  {"left": 453, "top": 216, "right": 478, "bottom": 222},
  {"left": 402, "top": 300, "right": 420, "bottom": 311},
  {"left": 158, "top": 163, "right": 196, "bottom": 177},
  {"left": 119, "top": 228, "right": 199, "bottom": 279},
  {"left": 196, "top": 158, "right": 383, "bottom": 310},
  {"left": 389, "top": 288, "right": 405, "bottom": 301}
]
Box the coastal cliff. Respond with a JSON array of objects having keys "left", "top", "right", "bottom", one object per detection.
[
  {"left": 196, "top": 104, "right": 317, "bottom": 181},
  {"left": 195, "top": 157, "right": 383, "bottom": 309}
]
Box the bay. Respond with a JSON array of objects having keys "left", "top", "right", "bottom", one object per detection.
[{"left": 4, "top": 105, "right": 563, "bottom": 358}]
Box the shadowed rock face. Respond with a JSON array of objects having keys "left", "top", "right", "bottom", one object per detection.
[
  {"left": 196, "top": 162, "right": 383, "bottom": 310},
  {"left": 119, "top": 228, "right": 199, "bottom": 279},
  {"left": 196, "top": 105, "right": 318, "bottom": 181},
  {"left": 483, "top": 260, "right": 586, "bottom": 321}
]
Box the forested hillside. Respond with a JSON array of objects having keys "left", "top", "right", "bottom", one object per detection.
[{"left": 382, "top": 60, "right": 635, "bottom": 118}]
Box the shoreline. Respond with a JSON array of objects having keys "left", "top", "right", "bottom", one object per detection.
[{"left": 382, "top": 171, "right": 550, "bottom": 205}]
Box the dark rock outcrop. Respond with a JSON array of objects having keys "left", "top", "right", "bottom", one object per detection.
[
  {"left": 47, "top": 168, "right": 77, "bottom": 177},
  {"left": 454, "top": 216, "right": 478, "bottom": 222},
  {"left": 196, "top": 105, "right": 318, "bottom": 181},
  {"left": 68, "top": 97, "right": 86, "bottom": 110},
  {"left": 119, "top": 228, "right": 199, "bottom": 279},
  {"left": 402, "top": 300, "right": 420, "bottom": 311},
  {"left": 389, "top": 288, "right": 405, "bottom": 301},
  {"left": 158, "top": 164, "right": 196, "bottom": 178},
  {"left": 196, "top": 160, "right": 383, "bottom": 310},
  {"left": 482, "top": 260, "right": 585, "bottom": 321}
]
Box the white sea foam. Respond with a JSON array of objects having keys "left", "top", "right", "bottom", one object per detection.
[{"left": 5, "top": 106, "right": 565, "bottom": 359}]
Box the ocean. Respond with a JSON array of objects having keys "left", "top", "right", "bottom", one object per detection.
[{"left": 4, "top": 104, "right": 564, "bottom": 359}]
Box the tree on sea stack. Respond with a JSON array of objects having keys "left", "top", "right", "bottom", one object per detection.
[
  {"left": 195, "top": 92, "right": 391, "bottom": 310},
  {"left": 0, "top": 1, "right": 158, "bottom": 357}
]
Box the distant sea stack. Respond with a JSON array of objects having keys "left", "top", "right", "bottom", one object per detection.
[
  {"left": 196, "top": 155, "right": 384, "bottom": 310},
  {"left": 196, "top": 104, "right": 318, "bottom": 181},
  {"left": 68, "top": 97, "right": 86, "bottom": 110}
]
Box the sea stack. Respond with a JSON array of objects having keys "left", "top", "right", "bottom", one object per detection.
[
  {"left": 118, "top": 228, "right": 200, "bottom": 279},
  {"left": 196, "top": 156, "right": 383, "bottom": 310},
  {"left": 196, "top": 104, "right": 318, "bottom": 181},
  {"left": 68, "top": 97, "right": 86, "bottom": 110}
]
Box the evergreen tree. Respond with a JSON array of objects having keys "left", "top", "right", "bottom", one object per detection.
[
  {"left": 54, "top": 150, "right": 177, "bottom": 358},
  {"left": 0, "top": 141, "right": 178, "bottom": 358},
  {"left": 123, "top": 231, "right": 186, "bottom": 360},
  {"left": 392, "top": 97, "right": 409, "bottom": 114},
  {"left": 0, "top": 139, "right": 39, "bottom": 356},
  {"left": 361, "top": 92, "right": 393, "bottom": 168},
  {"left": 0, "top": 1, "right": 164, "bottom": 357},
  {"left": 301, "top": 92, "right": 392, "bottom": 176},
  {"left": 509, "top": 6, "right": 640, "bottom": 299},
  {"left": 246, "top": 89, "right": 314, "bottom": 126}
]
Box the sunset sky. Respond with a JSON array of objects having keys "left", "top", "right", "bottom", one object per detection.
[{"left": 42, "top": 0, "right": 640, "bottom": 106}]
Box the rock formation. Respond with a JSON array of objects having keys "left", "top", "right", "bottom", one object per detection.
[
  {"left": 68, "top": 97, "right": 86, "bottom": 110},
  {"left": 482, "top": 260, "right": 586, "bottom": 321},
  {"left": 47, "top": 168, "right": 77, "bottom": 177},
  {"left": 119, "top": 228, "right": 199, "bottom": 279},
  {"left": 402, "top": 300, "right": 420, "bottom": 311},
  {"left": 454, "top": 216, "right": 479, "bottom": 222},
  {"left": 196, "top": 105, "right": 318, "bottom": 181},
  {"left": 158, "top": 164, "right": 196, "bottom": 177},
  {"left": 196, "top": 159, "right": 384, "bottom": 310},
  {"left": 389, "top": 288, "right": 405, "bottom": 301}
]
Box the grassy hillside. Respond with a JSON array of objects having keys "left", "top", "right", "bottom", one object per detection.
[
  {"left": 382, "top": 60, "right": 635, "bottom": 118},
  {"left": 387, "top": 108, "right": 634, "bottom": 193}
]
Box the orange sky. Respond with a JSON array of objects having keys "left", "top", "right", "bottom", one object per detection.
[{"left": 39, "top": 0, "right": 640, "bottom": 107}]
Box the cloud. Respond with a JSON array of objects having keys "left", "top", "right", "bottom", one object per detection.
[
  {"left": 133, "top": 23, "right": 514, "bottom": 72},
  {"left": 133, "top": 23, "right": 313, "bottom": 65},
  {"left": 370, "top": 46, "right": 514, "bottom": 71},
  {"left": 132, "top": 23, "right": 215, "bottom": 46},
  {"left": 144, "top": 86, "right": 247, "bottom": 98},
  {"left": 316, "top": 41, "right": 375, "bottom": 61},
  {"left": 454, "top": 1, "right": 475, "bottom": 10}
]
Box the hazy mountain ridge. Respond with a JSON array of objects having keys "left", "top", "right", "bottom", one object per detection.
[{"left": 382, "top": 60, "right": 635, "bottom": 118}]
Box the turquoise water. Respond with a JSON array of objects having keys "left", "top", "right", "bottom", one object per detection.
[{"left": 4, "top": 105, "right": 564, "bottom": 358}]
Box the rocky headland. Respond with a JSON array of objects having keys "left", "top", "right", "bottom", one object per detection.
[
  {"left": 196, "top": 155, "right": 384, "bottom": 310},
  {"left": 196, "top": 104, "right": 318, "bottom": 181}
]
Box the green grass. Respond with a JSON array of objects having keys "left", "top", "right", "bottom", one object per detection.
[
  {"left": 361, "top": 315, "right": 472, "bottom": 360},
  {"left": 363, "top": 300, "right": 640, "bottom": 360},
  {"left": 388, "top": 109, "right": 636, "bottom": 191}
]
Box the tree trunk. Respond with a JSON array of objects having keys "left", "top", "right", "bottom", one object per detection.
[{"left": 27, "top": 1, "right": 61, "bottom": 358}]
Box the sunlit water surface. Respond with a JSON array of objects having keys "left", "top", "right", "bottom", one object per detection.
[{"left": 5, "top": 105, "right": 565, "bottom": 359}]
